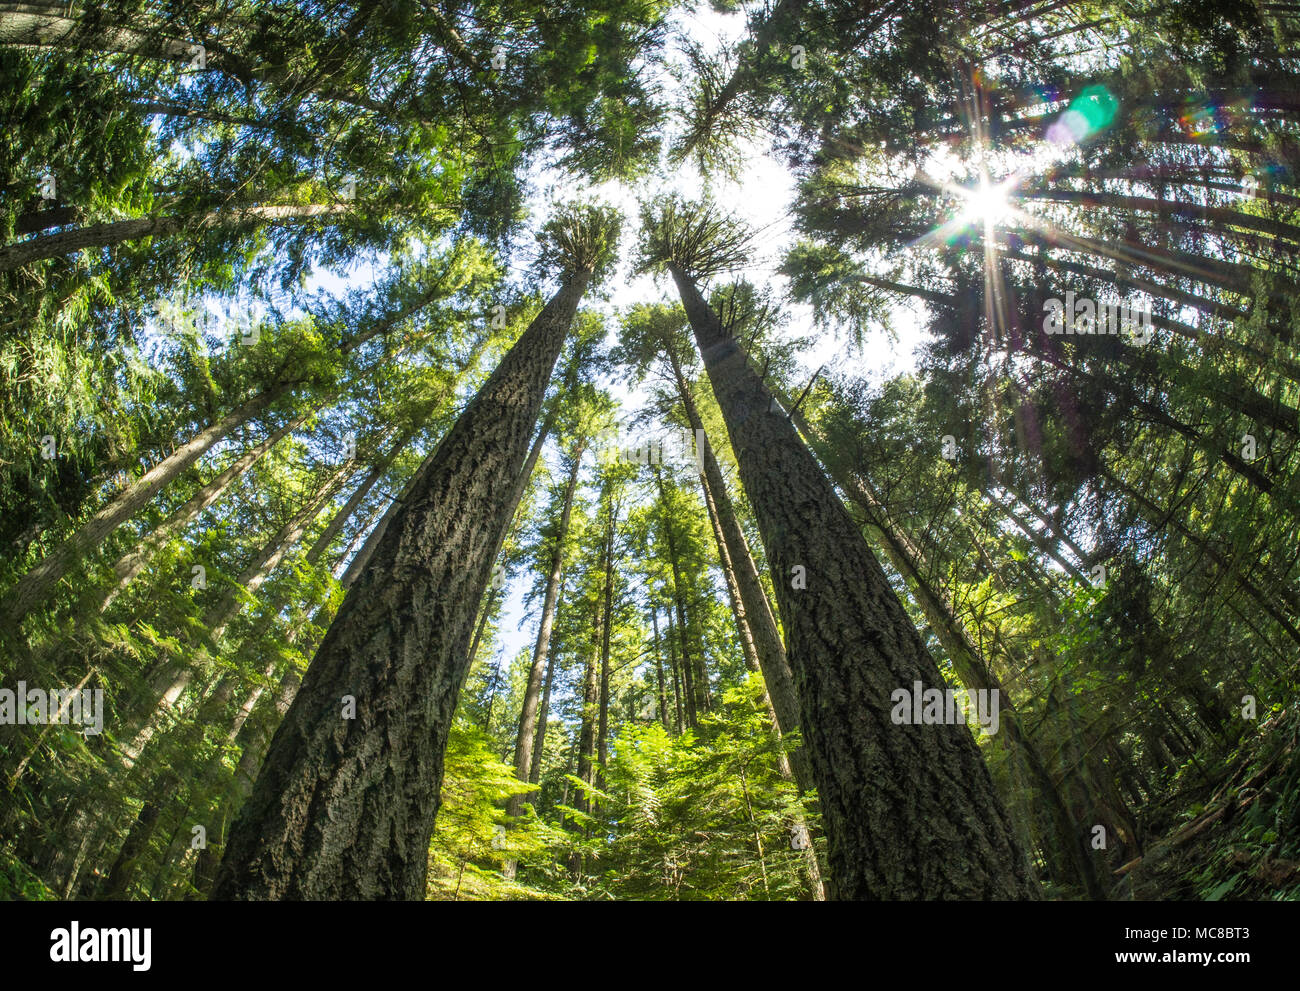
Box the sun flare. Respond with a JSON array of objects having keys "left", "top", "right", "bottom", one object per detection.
[{"left": 957, "top": 175, "right": 1017, "bottom": 227}]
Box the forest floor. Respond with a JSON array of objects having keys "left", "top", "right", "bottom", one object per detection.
[{"left": 1120, "top": 707, "right": 1300, "bottom": 902}]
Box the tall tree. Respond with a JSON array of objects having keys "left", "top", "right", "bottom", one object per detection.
[
  {"left": 212, "top": 205, "right": 620, "bottom": 899},
  {"left": 639, "top": 195, "right": 1039, "bottom": 899}
]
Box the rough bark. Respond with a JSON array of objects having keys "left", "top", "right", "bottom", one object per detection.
[
  {"left": 832, "top": 458, "right": 1104, "bottom": 899},
  {"left": 211, "top": 273, "right": 590, "bottom": 899},
  {"left": 669, "top": 264, "right": 1038, "bottom": 899}
]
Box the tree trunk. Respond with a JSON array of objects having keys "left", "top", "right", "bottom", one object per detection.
[
  {"left": 693, "top": 416, "right": 828, "bottom": 899},
  {"left": 529, "top": 621, "right": 560, "bottom": 785},
  {"left": 669, "top": 263, "right": 1038, "bottom": 899},
  {"left": 192, "top": 665, "right": 303, "bottom": 899},
  {"left": 833, "top": 458, "right": 1104, "bottom": 899},
  {"left": 666, "top": 608, "right": 684, "bottom": 734},
  {"left": 1, "top": 381, "right": 293, "bottom": 628},
  {"left": 99, "top": 410, "right": 309, "bottom": 613},
  {"left": 650, "top": 608, "right": 670, "bottom": 730},
  {"left": 0, "top": 204, "right": 349, "bottom": 272},
  {"left": 575, "top": 619, "right": 602, "bottom": 816},
  {"left": 119, "top": 466, "right": 349, "bottom": 768},
  {"left": 509, "top": 441, "right": 584, "bottom": 816},
  {"left": 654, "top": 467, "right": 703, "bottom": 725},
  {"left": 595, "top": 498, "right": 616, "bottom": 787},
  {"left": 669, "top": 353, "right": 810, "bottom": 791},
  {"left": 302, "top": 426, "right": 408, "bottom": 564},
  {"left": 211, "top": 273, "right": 591, "bottom": 899}
]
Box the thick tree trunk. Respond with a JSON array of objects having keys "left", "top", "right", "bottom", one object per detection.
[
  {"left": 669, "top": 264, "right": 1038, "bottom": 899},
  {"left": 212, "top": 273, "right": 591, "bottom": 899},
  {"left": 831, "top": 460, "right": 1104, "bottom": 899}
]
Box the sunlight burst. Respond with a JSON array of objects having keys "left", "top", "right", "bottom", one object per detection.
[{"left": 956, "top": 175, "right": 1017, "bottom": 228}]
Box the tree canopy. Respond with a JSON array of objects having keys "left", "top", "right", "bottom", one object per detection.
[{"left": 1, "top": 0, "right": 1298, "bottom": 908}]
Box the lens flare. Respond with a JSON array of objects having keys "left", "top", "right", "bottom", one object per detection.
[{"left": 1047, "top": 85, "right": 1119, "bottom": 146}]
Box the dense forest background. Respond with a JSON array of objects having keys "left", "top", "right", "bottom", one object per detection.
[{"left": 0, "top": 0, "right": 1297, "bottom": 902}]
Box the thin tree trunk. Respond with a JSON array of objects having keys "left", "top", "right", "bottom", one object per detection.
[
  {"left": 650, "top": 608, "right": 670, "bottom": 730},
  {"left": 119, "top": 466, "right": 349, "bottom": 768},
  {"left": 575, "top": 618, "right": 602, "bottom": 816},
  {"left": 669, "top": 353, "right": 809, "bottom": 790},
  {"left": 595, "top": 498, "right": 616, "bottom": 787},
  {"left": 654, "top": 467, "right": 702, "bottom": 725},
  {"left": 509, "top": 441, "right": 584, "bottom": 815},
  {"left": 192, "top": 665, "right": 302, "bottom": 899},
  {"left": 693, "top": 418, "right": 827, "bottom": 899},
  {"left": 1, "top": 381, "right": 293, "bottom": 628},
  {"left": 0, "top": 204, "right": 349, "bottom": 272},
  {"left": 529, "top": 619, "right": 560, "bottom": 785},
  {"left": 667, "top": 607, "right": 684, "bottom": 734},
  {"left": 302, "top": 425, "right": 408, "bottom": 564},
  {"left": 99, "top": 410, "right": 310, "bottom": 613}
]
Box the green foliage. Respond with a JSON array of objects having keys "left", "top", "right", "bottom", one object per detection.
[
  {"left": 3, "top": 0, "right": 1298, "bottom": 904},
  {"left": 585, "top": 682, "right": 819, "bottom": 900},
  {"left": 535, "top": 202, "right": 624, "bottom": 285},
  {"left": 635, "top": 193, "right": 755, "bottom": 280},
  {"left": 427, "top": 724, "right": 573, "bottom": 901}
]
